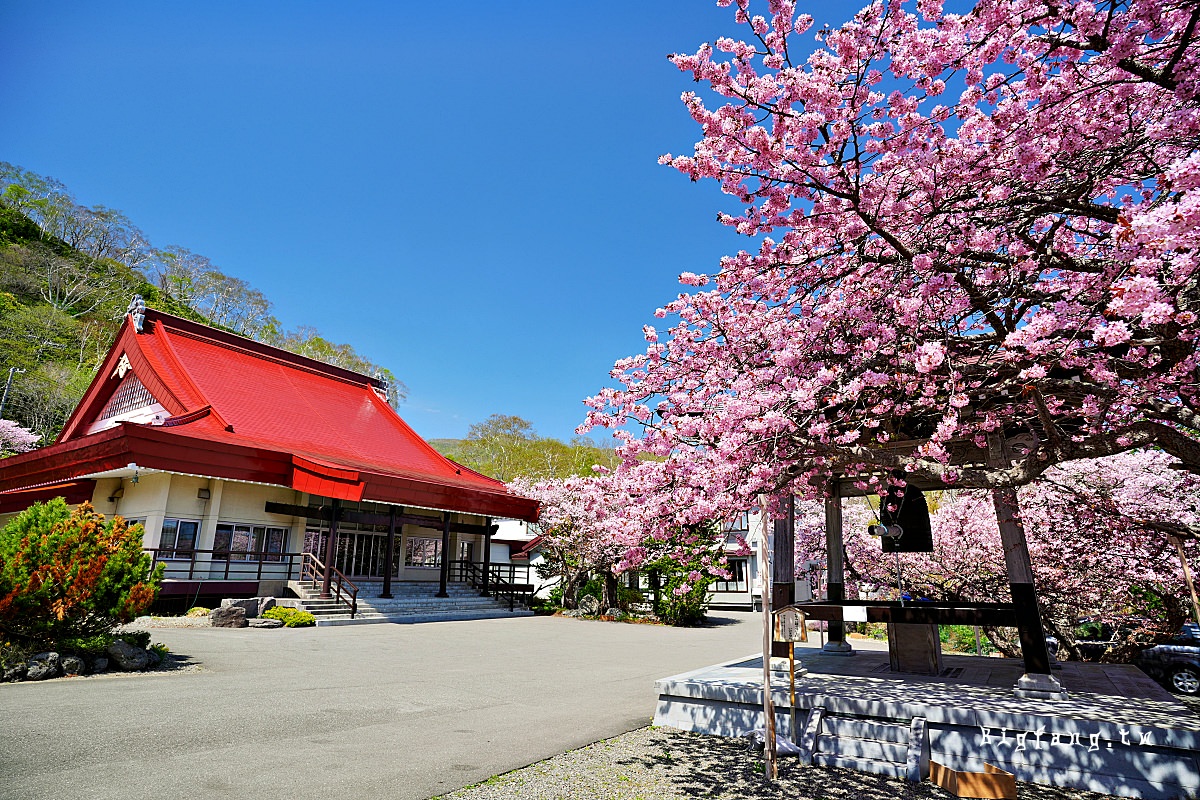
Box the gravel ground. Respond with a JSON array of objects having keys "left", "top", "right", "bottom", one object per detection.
[
  {"left": 120, "top": 614, "right": 212, "bottom": 629},
  {"left": 435, "top": 726, "right": 1128, "bottom": 800}
]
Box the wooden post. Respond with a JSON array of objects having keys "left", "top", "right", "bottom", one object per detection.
[
  {"left": 789, "top": 641, "right": 797, "bottom": 744},
  {"left": 437, "top": 511, "right": 451, "bottom": 598},
  {"left": 993, "top": 488, "right": 1063, "bottom": 697},
  {"left": 771, "top": 494, "right": 796, "bottom": 658},
  {"left": 381, "top": 506, "right": 398, "bottom": 599},
  {"left": 481, "top": 517, "right": 493, "bottom": 597},
  {"left": 759, "top": 508, "right": 778, "bottom": 780},
  {"left": 320, "top": 498, "right": 340, "bottom": 599},
  {"left": 823, "top": 490, "right": 853, "bottom": 654},
  {"left": 1172, "top": 535, "right": 1200, "bottom": 625}
]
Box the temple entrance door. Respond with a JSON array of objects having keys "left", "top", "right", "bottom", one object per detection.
[{"left": 305, "top": 530, "right": 398, "bottom": 579}]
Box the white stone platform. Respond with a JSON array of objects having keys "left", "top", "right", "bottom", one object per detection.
[{"left": 654, "top": 649, "right": 1200, "bottom": 798}]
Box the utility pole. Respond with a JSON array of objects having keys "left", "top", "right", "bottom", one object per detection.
[{"left": 0, "top": 367, "right": 26, "bottom": 419}]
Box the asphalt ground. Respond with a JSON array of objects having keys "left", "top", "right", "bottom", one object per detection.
[{"left": 0, "top": 612, "right": 761, "bottom": 800}]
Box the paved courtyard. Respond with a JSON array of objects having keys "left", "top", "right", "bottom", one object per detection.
[{"left": 0, "top": 612, "right": 760, "bottom": 800}]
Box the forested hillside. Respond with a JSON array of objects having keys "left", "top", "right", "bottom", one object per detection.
[
  {"left": 430, "top": 414, "right": 621, "bottom": 481},
  {"left": 0, "top": 162, "right": 404, "bottom": 445}
]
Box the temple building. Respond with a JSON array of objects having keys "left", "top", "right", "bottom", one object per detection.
[{"left": 0, "top": 301, "right": 539, "bottom": 615}]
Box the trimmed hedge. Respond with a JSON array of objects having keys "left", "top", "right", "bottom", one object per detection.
[{"left": 262, "top": 606, "right": 316, "bottom": 627}]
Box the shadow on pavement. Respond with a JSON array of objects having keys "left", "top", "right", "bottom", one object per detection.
[{"left": 615, "top": 728, "right": 1116, "bottom": 800}]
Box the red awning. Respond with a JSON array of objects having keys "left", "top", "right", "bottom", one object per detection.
[{"left": 0, "top": 480, "right": 96, "bottom": 514}]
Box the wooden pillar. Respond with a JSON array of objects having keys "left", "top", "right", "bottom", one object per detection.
[
  {"left": 1172, "top": 536, "right": 1200, "bottom": 625},
  {"left": 823, "top": 490, "right": 853, "bottom": 654},
  {"left": 320, "top": 498, "right": 341, "bottom": 599},
  {"left": 481, "top": 518, "right": 493, "bottom": 596},
  {"left": 381, "top": 506, "right": 399, "bottom": 599},
  {"left": 758, "top": 502, "right": 778, "bottom": 780},
  {"left": 771, "top": 495, "right": 796, "bottom": 658},
  {"left": 993, "top": 488, "right": 1064, "bottom": 697},
  {"left": 437, "top": 511, "right": 451, "bottom": 598}
]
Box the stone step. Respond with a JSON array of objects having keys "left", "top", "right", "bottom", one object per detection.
[
  {"left": 812, "top": 753, "right": 907, "bottom": 777},
  {"left": 316, "top": 608, "right": 534, "bottom": 627},
  {"left": 821, "top": 716, "right": 911, "bottom": 743},
  {"left": 816, "top": 734, "right": 908, "bottom": 763},
  {"left": 358, "top": 600, "right": 508, "bottom": 610}
]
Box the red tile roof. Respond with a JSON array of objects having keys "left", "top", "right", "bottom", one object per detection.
[{"left": 2, "top": 309, "right": 538, "bottom": 521}]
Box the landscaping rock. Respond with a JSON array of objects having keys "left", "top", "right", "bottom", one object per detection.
[
  {"left": 89, "top": 655, "right": 109, "bottom": 673},
  {"left": 106, "top": 639, "right": 151, "bottom": 671},
  {"left": 605, "top": 608, "right": 622, "bottom": 618},
  {"left": 210, "top": 605, "right": 248, "bottom": 628},
  {"left": 220, "top": 598, "right": 260, "bottom": 617},
  {"left": 146, "top": 648, "right": 162, "bottom": 668},
  {"left": 3, "top": 664, "right": 28, "bottom": 682},
  {"left": 258, "top": 596, "right": 277, "bottom": 614},
  {"left": 60, "top": 655, "right": 87, "bottom": 676},
  {"left": 26, "top": 652, "right": 61, "bottom": 680},
  {"left": 247, "top": 617, "right": 284, "bottom": 629},
  {"left": 578, "top": 596, "right": 600, "bottom": 615}
]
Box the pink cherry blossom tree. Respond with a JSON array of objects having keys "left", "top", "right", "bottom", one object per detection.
[
  {"left": 582, "top": 0, "right": 1200, "bottom": 521},
  {"left": 509, "top": 474, "right": 633, "bottom": 610},
  {"left": 511, "top": 466, "right": 734, "bottom": 618},
  {"left": 0, "top": 420, "right": 40, "bottom": 457}
]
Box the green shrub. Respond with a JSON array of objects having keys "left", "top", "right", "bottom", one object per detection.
[
  {"left": 0, "top": 640, "right": 31, "bottom": 670},
  {"left": 59, "top": 634, "right": 113, "bottom": 657},
  {"left": 117, "top": 630, "right": 151, "bottom": 649},
  {"left": 579, "top": 577, "right": 603, "bottom": 602},
  {"left": 185, "top": 606, "right": 211, "bottom": 617},
  {"left": 149, "top": 642, "right": 170, "bottom": 659},
  {"left": 0, "top": 500, "right": 163, "bottom": 647},
  {"left": 262, "top": 606, "right": 316, "bottom": 627},
  {"left": 617, "top": 585, "right": 644, "bottom": 609}
]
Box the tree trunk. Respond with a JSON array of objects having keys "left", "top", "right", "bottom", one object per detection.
[{"left": 603, "top": 571, "right": 619, "bottom": 611}]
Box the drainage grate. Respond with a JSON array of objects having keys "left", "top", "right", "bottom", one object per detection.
[{"left": 939, "top": 667, "right": 964, "bottom": 678}]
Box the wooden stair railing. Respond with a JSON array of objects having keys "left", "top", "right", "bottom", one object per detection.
[{"left": 300, "top": 552, "right": 359, "bottom": 618}]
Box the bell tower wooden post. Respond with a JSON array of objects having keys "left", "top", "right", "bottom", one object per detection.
[
  {"left": 823, "top": 488, "right": 853, "bottom": 654},
  {"left": 993, "top": 487, "right": 1066, "bottom": 698},
  {"left": 771, "top": 495, "right": 796, "bottom": 658}
]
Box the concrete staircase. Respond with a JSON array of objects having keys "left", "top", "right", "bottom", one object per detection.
[
  {"left": 288, "top": 580, "right": 533, "bottom": 627},
  {"left": 799, "top": 708, "right": 929, "bottom": 781}
]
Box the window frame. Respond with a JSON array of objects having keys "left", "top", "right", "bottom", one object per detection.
[
  {"left": 404, "top": 536, "right": 443, "bottom": 568},
  {"left": 159, "top": 518, "right": 200, "bottom": 560},
  {"left": 214, "top": 522, "right": 289, "bottom": 562}
]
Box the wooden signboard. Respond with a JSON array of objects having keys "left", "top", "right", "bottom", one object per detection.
[
  {"left": 775, "top": 607, "right": 808, "bottom": 642},
  {"left": 930, "top": 761, "right": 1017, "bottom": 800}
]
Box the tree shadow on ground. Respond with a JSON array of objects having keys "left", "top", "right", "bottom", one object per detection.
[
  {"left": 617, "top": 728, "right": 1115, "bottom": 800},
  {"left": 155, "top": 652, "right": 199, "bottom": 672}
]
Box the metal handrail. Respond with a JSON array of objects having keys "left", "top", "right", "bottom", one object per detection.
[
  {"left": 300, "top": 552, "right": 359, "bottom": 618},
  {"left": 451, "top": 559, "right": 534, "bottom": 612}
]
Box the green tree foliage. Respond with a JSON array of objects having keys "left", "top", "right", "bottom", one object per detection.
[
  {"left": 0, "top": 499, "right": 162, "bottom": 646},
  {"left": 0, "top": 162, "right": 406, "bottom": 443},
  {"left": 646, "top": 522, "right": 723, "bottom": 627},
  {"left": 431, "top": 414, "right": 620, "bottom": 481}
]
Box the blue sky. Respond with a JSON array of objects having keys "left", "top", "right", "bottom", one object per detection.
[{"left": 0, "top": 1, "right": 862, "bottom": 442}]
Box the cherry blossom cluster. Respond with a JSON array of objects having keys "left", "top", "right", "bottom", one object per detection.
[
  {"left": 580, "top": 0, "right": 1200, "bottom": 526},
  {"left": 0, "top": 419, "right": 40, "bottom": 457}
]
